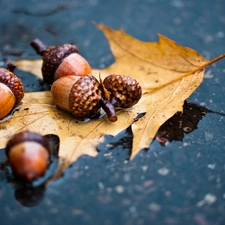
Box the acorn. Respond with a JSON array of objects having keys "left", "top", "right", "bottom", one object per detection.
[
  {"left": 30, "top": 39, "right": 91, "bottom": 84},
  {"left": 103, "top": 74, "right": 142, "bottom": 108},
  {"left": 51, "top": 75, "right": 103, "bottom": 120},
  {"left": 5, "top": 131, "right": 51, "bottom": 182},
  {"left": 0, "top": 62, "right": 24, "bottom": 120}
]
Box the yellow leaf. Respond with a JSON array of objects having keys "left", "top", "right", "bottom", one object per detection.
[
  {"left": 4, "top": 24, "right": 225, "bottom": 179},
  {"left": 94, "top": 24, "right": 222, "bottom": 158}
]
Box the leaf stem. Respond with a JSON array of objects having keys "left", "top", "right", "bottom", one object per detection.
[
  {"left": 182, "top": 53, "right": 225, "bottom": 77},
  {"left": 148, "top": 53, "right": 225, "bottom": 93}
]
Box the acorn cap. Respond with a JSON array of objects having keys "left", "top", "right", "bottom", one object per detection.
[
  {"left": 0, "top": 68, "right": 24, "bottom": 105},
  {"left": 42, "top": 44, "right": 79, "bottom": 84},
  {"left": 5, "top": 131, "right": 51, "bottom": 157},
  {"left": 69, "top": 75, "right": 102, "bottom": 119},
  {"left": 103, "top": 74, "right": 142, "bottom": 108}
]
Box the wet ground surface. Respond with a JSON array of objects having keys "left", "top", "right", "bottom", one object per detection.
[{"left": 1, "top": 0, "right": 225, "bottom": 224}]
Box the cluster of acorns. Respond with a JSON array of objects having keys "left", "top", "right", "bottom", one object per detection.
[
  {"left": 31, "top": 38, "right": 142, "bottom": 122},
  {"left": 0, "top": 40, "right": 142, "bottom": 182}
]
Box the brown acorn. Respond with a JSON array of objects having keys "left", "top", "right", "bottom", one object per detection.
[
  {"left": 30, "top": 39, "right": 91, "bottom": 84},
  {"left": 103, "top": 74, "right": 142, "bottom": 108},
  {"left": 51, "top": 75, "right": 103, "bottom": 120},
  {"left": 0, "top": 63, "right": 24, "bottom": 120},
  {"left": 5, "top": 131, "right": 51, "bottom": 182}
]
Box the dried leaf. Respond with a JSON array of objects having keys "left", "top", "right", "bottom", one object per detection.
[{"left": 2, "top": 24, "right": 225, "bottom": 180}]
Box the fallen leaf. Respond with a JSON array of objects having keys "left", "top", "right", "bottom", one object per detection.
[
  {"left": 94, "top": 24, "right": 225, "bottom": 158},
  {"left": 2, "top": 24, "right": 225, "bottom": 180}
]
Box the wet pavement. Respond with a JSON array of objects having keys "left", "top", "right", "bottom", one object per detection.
[{"left": 0, "top": 0, "right": 225, "bottom": 225}]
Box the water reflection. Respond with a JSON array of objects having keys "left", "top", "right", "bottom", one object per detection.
[
  {"left": 156, "top": 101, "right": 225, "bottom": 145},
  {"left": 15, "top": 183, "right": 46, "bottom": 207}
]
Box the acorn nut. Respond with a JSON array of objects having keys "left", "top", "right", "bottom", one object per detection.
[
  {"left": 5, "top": 131, "right": 51, "bottom": 182},
  {"left": 51, "top": 75, "right": 103, "bottom": 120},
  {"left": 0, "top": 63, "right": 24, "bottom": 120},
  {"left": 103, "top": 74, "right": 142, "bottom": 108},
  {"left": 30, "top": 39, "right": 91, "bottom": 84}
]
